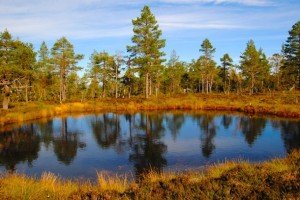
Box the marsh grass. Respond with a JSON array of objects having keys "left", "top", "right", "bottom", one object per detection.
[
  {"left": 1, "top": 92, "right": 300, "bottom": 126},
  {"left": 96, "top": 171, "right": 128, "bottom": 193},
  {"left": 0, "top": 172, "right": 79, "bottom": 200},
  {"left": 1, "top": 151, "right": 300, "bottom": 199}
]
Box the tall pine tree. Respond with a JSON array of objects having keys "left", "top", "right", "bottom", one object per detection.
[
  {"left": 283, "top": 21, "right": 300, "bottom": 90},
  {"left": 127, "top": 5, "right": 166, "bottom": 98},
  {"left": 51, "top": 37, "right": 83, "bottom": 103},
  {"left": 199, "top": 39, "right": 217, "bottom": 93},
  {"left": 240, "top": 40, "right": 270, "bottom": 94}
]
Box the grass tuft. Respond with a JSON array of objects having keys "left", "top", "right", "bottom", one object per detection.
[
  {"left": 96, "top": 171, "right": 129, "bottom": 193},
  {"left": 1, "top": 151, "right": 300, "bottom": 199}
]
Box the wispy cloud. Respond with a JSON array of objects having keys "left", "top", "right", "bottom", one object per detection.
[
  {"left": 158, "top": 0, "right": 273, "bottom": 6},
  {"left": 0, "top": 0, "right": 137, "bottom": 41},
  {"left": 0, "top": 0, "right": 298, "bottom": 53}
]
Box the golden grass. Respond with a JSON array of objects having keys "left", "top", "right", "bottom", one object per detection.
[
  {"left": 0, "top": 150, "right": 300, "bottom": 199},
  {"left": 0, "top": 92, "right": 300, "bottom": 126},
  {"left": 206, "top": 160, "right": 250, "bottom": 179},
  {"left": 0, "top": 172, "right": 78, "bottom": 200},
  {"left": 96, "top": 171, "right": 128, "bottom": 193},
  {"left": 139, "top": 170, "right": 177, "bottom": 183}
]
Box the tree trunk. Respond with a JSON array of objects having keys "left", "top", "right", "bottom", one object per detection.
[
  {"left": 62, "top": 77, "right": 67, "bottom": 101},
  {"left": 224, "top": 66, "right": 226, "bottom": 93},
  {"left": 25, "top": 83, "right": 28, "bottom": 103},
  {"left": 128, "top": 87, "right": 131, "bottom": 99},
  {"left": 206, "top": 75, "right": 209, "bottom": 94},
  {"left": 202, "top": 75, "right": 204, "bottom": 93},
  {"left": 149, "top": 75, "right": 152, "bottom": 96},
  {"left": 145, "top": 72, "right": 149, "bottom": 99},
  {"left": 3, "top": 85, "right": 11, "bottom": 110},
  {"left": 115, "top": 65, "right": 118, "bottom": 98},
  {"left": 298, "top": 68, "right": 300, "bottom": 90},
  {"left": 210, "top": 78, "right": 213, "bottom": 93},
  {"left": 59, "top": 70, "right": 63, "bottom": 104},
  {"left": 228, "top": 79, "right": 231, "bottom": 94},
  {"left": 250, "top": 72, "right": 254, "bottom": 95}
]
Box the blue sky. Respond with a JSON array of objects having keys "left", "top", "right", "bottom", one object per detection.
[{"left": 1, "top": 0, "right": 300, "bottom": 71}]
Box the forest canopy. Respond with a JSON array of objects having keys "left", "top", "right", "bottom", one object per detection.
[{"left": 1, "top": 6, "right": 300, "bottom": 109}]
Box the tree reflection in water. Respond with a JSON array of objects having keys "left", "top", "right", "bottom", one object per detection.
[
  {"left": 0, "top": 112, "right": 300, "bottom": 179},
  {"left": 238, "top": 116, "right": 266, "bottom": 147},
  {"left": 279, "top": 120, "right": 300, "bottom": 153},
  {"left": 53, "top": 118, "right": 86, "bottom": 165},
  {"left": 0, "top": 124, "right": 40, "bottom": 172},
  {"left": 166, "top": 113, "right": 185, "bottom": 141},
  {"left": 91, "top": 113, "right": 120, "bottom": 149},
  {"left": 193, "top": 114, "right": 217, "bottom": 158},
  {"left": 129, "top": 113, "right": 167, "bottom": 178},
  {"left": 222, "top": 115, "right": 232, "bottom": 129}
]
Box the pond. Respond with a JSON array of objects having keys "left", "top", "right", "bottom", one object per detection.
[{"left": 0, "top": 111, "right": 299, "bottom": 180}]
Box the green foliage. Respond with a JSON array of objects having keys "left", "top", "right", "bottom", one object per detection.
[
  {"left": 200, "top": 38, "right": 216, "bottom": 58},
  {"left": 269, "top": 53, "right": 284, "bottom": 90},
  {"left": 2, "top": 19, "right": 300, "bottom": 106},
  {"left": 87, "top": 51, "right": 115, "bottom": 98},
  {"left": 0, "top": 30, "right": 37, "bottom": 107},
  {"left": 283, "top": 20, "right": 300, "bottom": 89},
  {"left": 127, "top": 5, "right": 166, "bottom": 98},
  {"left": 220, "top": 53, "right": 233, "bottom": 92},
  {"left": 163, "top": 50, "right": 186, "bottom": 94},
  {"left": 191, "top": 39, "right": 219, "bottom": 93},
  {"left": 240, "top": 40, "right": 271, "bottom": 94},
  {"left": 51, "top": 37, "right": 83, "bottom": 103}
]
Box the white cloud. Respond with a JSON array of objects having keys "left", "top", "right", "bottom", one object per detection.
[
  {"left": 159, "top": 0, "right": 273, "bottom": 6},
  {"left": 0, "top": 0, "right": 297, "bottom": 44}
]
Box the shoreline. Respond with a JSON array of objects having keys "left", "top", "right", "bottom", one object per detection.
[
  {"left": 1, "top": 150, "right": 299, "bottom": 199},
  {"left": 1, "top": 93, "right": 300, "bottom": 126}
]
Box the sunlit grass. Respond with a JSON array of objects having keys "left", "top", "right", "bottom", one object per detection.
[
  {"left": 0, "top": 172, "right": 78, "bottom": 200},
  {"left": 96, "top": 171, "right": 129, "bottom": 193},
  {"left": 0, "top": 92, "right": 300, "bottom": 126},
  {"left": 0, "top": 151, "right": 300, "bottom": 199},
  {"left": 140, "top": 169, "right": 177, "bottom": 183},
  {"left": 206, "top": 160, "right": 250, "bottom": 179}
]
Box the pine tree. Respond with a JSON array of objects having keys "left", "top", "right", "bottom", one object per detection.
[
  {"left": 269, "top": 53, "right": 284, "bottom": 90},
  {"left": 127, "top": 5, "right": 166, "bottom": 98},
  {"left": 199, "top": 39, "right": 217, "bottom": 93},
  {"left": 283, "top": 21, "right": 300, "bottom": 90},
  {"left": 220, "top": 53, "right": 233, "bottom": 93},
  {"left": 165, "top": 50, "right": 186, "bottom": 94},
  {"left": 240, "top": 40, "right": 270, "bottom": 94},
  {"left": 51, "top": 37, "right": 83, "bottom": 103},
  {"left": 0, "top": 30, "right": 35, "bottom": 108}
]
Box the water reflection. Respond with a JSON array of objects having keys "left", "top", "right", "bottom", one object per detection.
[
  {"left": 0, "top": 124, "right": 40, "bottom": 172},
  {"left": 91, "top": 113, "right": 120, "bottom": 149},
  {"left": 53, "top": 118, "right": 86, "bottom": 165},
  {"left": 166, "top": 113, "right": 185, "bottom": 140},
  {"left": 222, "top": 115, "right": 232, "bottom": 129},
  {"left": 129, "top": 113, "right": 167, "bottom": 177},
  {"left": 0, "top": 112, "right": 299, "bottom": 179},
  {"left": 280, "top": 121, "right": 300, "bottom": 153},
  {"left": 192, "top": 114, "right": 217, "bottom": 158},
  {"left": 238, "top": 117, "right": 267, "bottom": 147}
]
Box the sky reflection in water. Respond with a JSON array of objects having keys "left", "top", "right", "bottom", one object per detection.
[{"left": 0, "top": 111, "right": 299, "bottom": 180}]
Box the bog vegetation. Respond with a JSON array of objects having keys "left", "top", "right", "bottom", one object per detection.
[
  {"left": 0, "top": 150, "right": 300, "bottom": 199},
  {"left": 0, "top": 5, "right": 300, "bottom": 110},
  {"left": 1, "top": 5, "right": 300, "bottom": 199}
]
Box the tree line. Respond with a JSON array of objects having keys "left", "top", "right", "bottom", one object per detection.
[{"left": 1, "top": 5, "right": 300, "bottom": 109}]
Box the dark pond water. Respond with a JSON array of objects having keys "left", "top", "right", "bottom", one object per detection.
[{"left": 0, "top": 111, "right": 300, "bottom": 180}]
